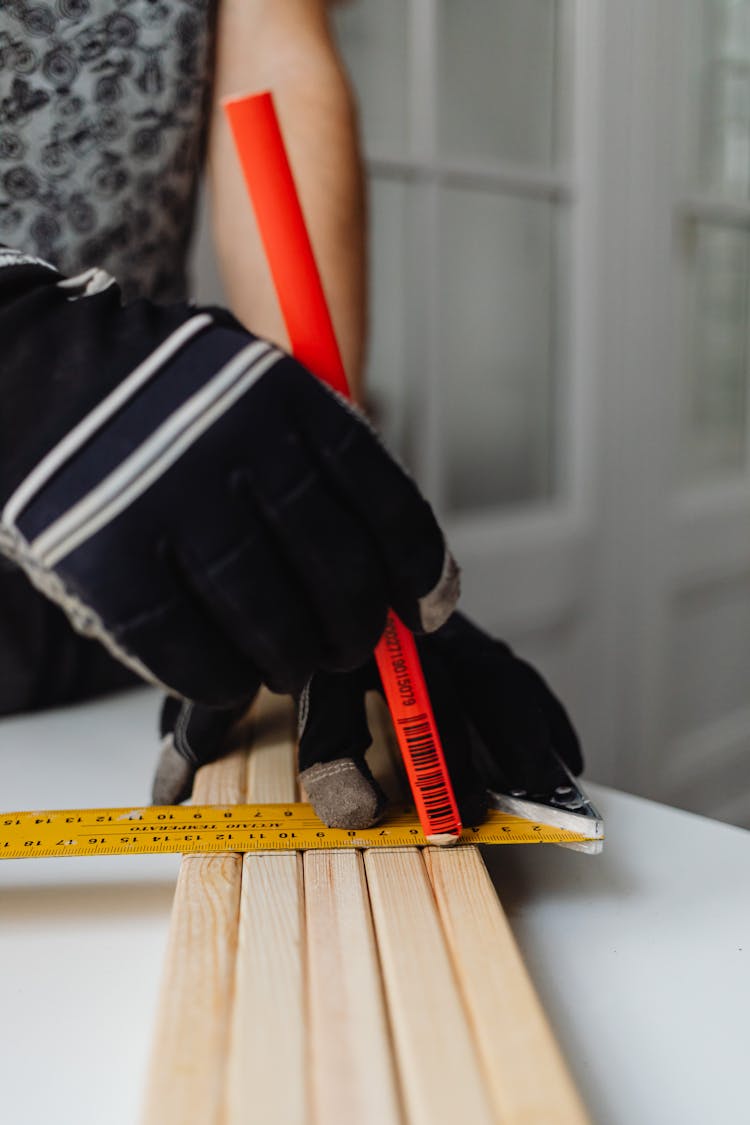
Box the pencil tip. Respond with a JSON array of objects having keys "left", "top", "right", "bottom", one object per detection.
[{"left": 426, "top": 833, "right": 460, "bottom": 847}]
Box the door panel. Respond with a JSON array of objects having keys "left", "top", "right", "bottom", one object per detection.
[
  {"left": 666, "top": 0, "right": 750, "bottom": 823},
  {"left": 192, "top": 0, "right": 750, "bottom": 826},
  {"left": 436, "top": 188, "right": 558, "bottom": 512},
  {"left": 334, "top": 0, "right": 605, "bottom": 782},
  {"left": 435, "top": 0, "right": 561, "bottom": 167}
]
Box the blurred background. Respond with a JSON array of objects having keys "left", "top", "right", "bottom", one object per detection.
[{"left": 191, "top": 0, "right": 750, "bottom": 828}]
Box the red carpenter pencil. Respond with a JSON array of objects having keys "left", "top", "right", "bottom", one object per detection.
[{"left": 223, "top": 91, "right": 461, "bottom": 844}]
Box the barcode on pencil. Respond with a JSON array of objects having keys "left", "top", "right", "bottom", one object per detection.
[{"left": 398, "top": 713, "right": 457, "bottom": 832}]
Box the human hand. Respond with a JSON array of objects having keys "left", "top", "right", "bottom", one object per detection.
[
  {"left": 153, "top": 611, "right": 582, "bottom": 824},
  {"left": 297, "top": 611, "right": 583, "bottom": 829},
  {"left": 0, "top": 252, "right": 458, "bottom": 709}
]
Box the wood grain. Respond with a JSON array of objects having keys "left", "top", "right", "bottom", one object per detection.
[
  {"left": 305, "top": 849, "right": 403, "bottom": 1124},
  {"left": 224, "top": 691, "right": 307, "bottom": 1124},
  {"left": 141, "top": 725, "right": 248, "bottom": 1124},
  {"left": 143, "top": 690, "right": 590, "bottom": 1125},
  {"left": 194, "top": 746, "right": 249, "bottom": 807},
  {"left": 364, "top": 691, "right": 407, "bottom": 803},
  {"left": 245, "top": 689, "right": 299, "bottom": 804},
  {"left": 225, "top": 850, "right": 306, "bottom": 1123},
  {"left": 425, "top": 845, "right": 590, "bottom": 1125},
  {"left": 364, "top": 848, "right": 495, "bottom": 1125}
]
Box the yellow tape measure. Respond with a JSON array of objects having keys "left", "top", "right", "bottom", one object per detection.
[{"left": 0, "top": 802, "right": 593, "bottom": 859}]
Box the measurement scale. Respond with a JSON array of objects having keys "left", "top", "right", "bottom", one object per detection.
[{"left": 0, "top": 803, "right": 596, "bottom": 860}]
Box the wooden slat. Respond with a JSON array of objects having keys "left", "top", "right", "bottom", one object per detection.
[
  {"left": 140, "top": 854, "right": 241, "bottom": 1124},
  {"left": 144, "top": 691, "right": 590, "bottom": 1125},
  {"left": 367, "top": 692, "right": 589, "bottom": 1120},
  {"left": 225, "top": 850, "right": 306, "bottom": 1124},
  {"left": 364, "top": 691, "right": 407, "bottom": 803},
  {"left": 305, "top": 850, "right": 403, "bottom": 1124},
  {"left": 299, "top": 693, "right": 404, "bottom": 1123},
  {"left": 194, "top": 746, "right": 249, "bottom": 807},
  {"left": 141, "top": 747, "right": 247, "bottom": 1125},
  {"left": 364, "top": 848, "right": 495, "bottom": 1125},
  {"left": 225, "top": 691, "right": 307, "bottom": 1124},
  {"left": 425, "top": 845, "right": 590, "bottom": 1125},
  {"left": 245, "top": 689, "right": 299, "bottom": 804}
]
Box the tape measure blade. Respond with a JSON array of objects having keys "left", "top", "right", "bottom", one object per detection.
[{"left": 0, "top": 804, "right": 593, "bottom": 859}]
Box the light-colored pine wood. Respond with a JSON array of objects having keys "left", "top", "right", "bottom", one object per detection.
[
  {"left": 225, "top": 850, "right": 306, "bottom": 1123},
  {"left": 364, "top": 691, "right": 407, "bottom": 803},
  {"left": 299, "top": 692, "right": 405, "bottom": 1123},
  {"left": 245, "top": 689, "right": 299, "bottom": 804},
  {"left": 368, "top": 692, "right": 589, "bottom": 1121},
  {"left": 141, "top": 727, "right": 248, "bottom": 1125},
  {"left": 364, "top": 848, "right": 496, "bottom": 1125},
  {"left": 194, "top": 746, "right": 249, "bottom": 806},
  {"left": 424, "top": 845, "right": 590, "bottom": 1125},
  {"left": 140, "top": 850, "right": 242, "bottom": 1124},
  {"left": 305, "top": 849, "right": 403, "bottom": 1125},
  {"left": 143, "top": 689, "right": 591, "bottom": 1125},
  {"left": 224, "top": 690, "right": 308, "bottom": 1124}
]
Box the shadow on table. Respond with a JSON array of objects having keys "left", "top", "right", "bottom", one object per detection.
[{"left": 1, "top": 879, "right": 176, "bottom": 926}]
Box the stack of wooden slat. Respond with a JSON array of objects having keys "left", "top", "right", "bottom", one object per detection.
[{"left": 141, "top": 690, "right": 589, "bottom": 1125}]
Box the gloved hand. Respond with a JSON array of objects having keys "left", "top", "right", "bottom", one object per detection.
[
  {"left": 153, "top": 696, "right": 252, "bottom": 805},
  {"left": 153, "top": 612, "right": 582, "bottom": 828},
  {"left": 0, "top": 249, "right": 458, "bottom": 710},
  {"left": 0, "top": 554, "right": 139, "bottom": 714},
  {"left": 297, "top": 612, "right": 582, "bottom": 827}
]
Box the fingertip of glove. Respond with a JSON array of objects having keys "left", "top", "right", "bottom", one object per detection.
[
  {"left": 152, "top": 734, "right": 196, "bottom": 805},
  {"left": 458, "top": 788, "right": 490, "bottom": 827},
  {"left": 418, "top": 548, "right": 460, "bottom": 633},
  {"left": 300, "top": 758, "right": 387, "bottom": 829}
]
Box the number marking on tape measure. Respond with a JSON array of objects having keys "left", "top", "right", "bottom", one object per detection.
[{"left": 0, "top": 804, "right": 595, "bottom": 859}]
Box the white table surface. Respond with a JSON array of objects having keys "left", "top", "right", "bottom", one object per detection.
[{"left": 1, "top": 688, "right": 748, "bottom": 1125}]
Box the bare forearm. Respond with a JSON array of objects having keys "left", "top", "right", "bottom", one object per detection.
[{"left": 207, "top": 1, "right": 367, "bottom": 400}]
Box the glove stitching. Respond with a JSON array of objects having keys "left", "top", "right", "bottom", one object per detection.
[
  {"left": 173, "top": 702, "right": 200, "bottom": 767},
  {"left": 297, "top": 679, "right": 311, "bottom": 738},
  {"left": 301, "top": 759, "right": 361, "bottom": 781},
  {"left": 313, "top": 380, "right": 392, "bottom": 454},
  {"left": 292, "top": 378, "right": 412, "bottom": 487}
]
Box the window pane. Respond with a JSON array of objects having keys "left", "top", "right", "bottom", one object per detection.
[
  {"left": 683, "top": 224, "right": 749, "bottom": 480},
  {"left": 436, "top": 0, "right": 562, "bottom": 167},
  {"left": 437, "top": 188, "right": 559, "bottom": 512},
  {"left": 695, "top": 1, "right": 750, "bottom": 197},
  {"left": 332, "top": 0, "right": 409, "bottom": 157},
  {"left": 364, "top": 178, "right": 412, "bottom": 465}
]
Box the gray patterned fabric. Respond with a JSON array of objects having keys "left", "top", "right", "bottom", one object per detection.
[
  {"left": 0, "top": 0, "right": 217, "bottom": 713},
  {"left": 0, "top": 0, "right": 217, "bottom": 303}
]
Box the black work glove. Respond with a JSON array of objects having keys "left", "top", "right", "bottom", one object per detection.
[
  {"left": 0, "top": 555, "right": 139, "bottom": 715},
  {"left": 153, "top": 696, "right": 253, "bottom": 805},
  {"left": 297, "top": 611, "right": 583, "bottom": 828},
  {"left": 0, "top": 249, "right": 458, "bottom": 716},
  {"left": 154, "top": 612, "right": 582, "bottom": 827}
]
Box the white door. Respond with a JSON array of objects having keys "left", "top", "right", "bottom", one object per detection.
[
  {"left": 333, "top": 0, "right": 612, "bottom": 782},
  {"left": 649, "top": 0, "right": 750, "bottom": 823},
  {"left": 332, "top": 0, "right": 750, "bottom": 823},
  {"left": 190, "top": 0, "right": 750, "bottom": 823},
  {"left": 586, "top": 0, "right": 750, "bottom": 824}
]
